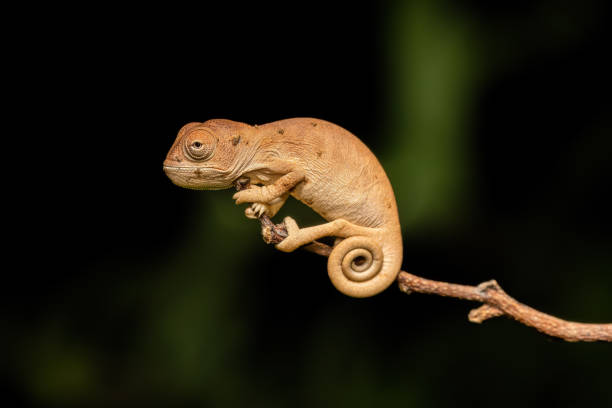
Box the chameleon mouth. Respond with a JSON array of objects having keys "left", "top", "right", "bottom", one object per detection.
[
  {"left": 163, "top": 165, "right": 197, "bottom": 172},
  {"left": 162, "top": 165, "right": 230, "bottom": 190}
]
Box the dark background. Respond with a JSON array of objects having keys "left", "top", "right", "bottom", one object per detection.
[{"left": 5, "top": 1, "right": 612, "bottom": 407}]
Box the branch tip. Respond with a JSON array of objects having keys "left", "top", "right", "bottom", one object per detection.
[{"left": 468, "top": 304, "right": 504, "bottom": 323}]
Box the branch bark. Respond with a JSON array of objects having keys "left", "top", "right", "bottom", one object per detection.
[
  {"left": 258, "top": 215, "right": 612, "bottom": 343},
  {"left": 396, "top": 272, "right": 612, "bottom": 342}
]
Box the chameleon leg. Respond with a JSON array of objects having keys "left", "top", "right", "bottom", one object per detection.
[
  {"left": 265, "top": 193, "right": 290, "bottom": 216},
  {"left": 233, "top": 171, "right": 304, "bottom": 204},
  {"left": 275, "top": 217, "right": 376, "bottom": 252}
]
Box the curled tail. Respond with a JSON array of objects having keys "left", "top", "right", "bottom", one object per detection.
[{"left": 327, "top": 236, "right": 401, "bottom": 298}]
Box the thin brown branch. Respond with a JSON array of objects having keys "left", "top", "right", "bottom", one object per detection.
[
  {"left": 301, "top": 241, "right": 334, "bottom": 257},
  {"left": 259, "top": 215, "right": 288, "bottom": 244},
  {"left": 397, "top": 272, "right": 612, "bottom": 342},
  {"left": 257, "top": 216, "right": 612, "bottom": 342}
]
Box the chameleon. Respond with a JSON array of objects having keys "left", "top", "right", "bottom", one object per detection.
[{"left": 163, "top": 118, "right": 403, "bottom": 297}]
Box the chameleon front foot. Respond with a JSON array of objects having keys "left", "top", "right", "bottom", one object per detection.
[{"left": 245, "top": 203, "right": 270, "bottom": 219}]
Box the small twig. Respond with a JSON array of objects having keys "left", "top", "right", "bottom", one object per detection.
[
  {"left": 258, "top": 215, "right": 332, "bottom": 256},
  {"left": 255, "top": 217, "right": 612, "bottom": 342},
  {"left": 259, "top": 215, "right": 288, "bottom": 244},
  {"left": 301, "top": 240, "right": 333, "bottom": 257}
]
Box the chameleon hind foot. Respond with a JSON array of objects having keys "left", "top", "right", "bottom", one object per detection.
[
  {"left": 275, "top": 216, "right": 375, "bottom": 253},
  {"left": 275, "top": 217, "right": 302, "bottom": 252}
]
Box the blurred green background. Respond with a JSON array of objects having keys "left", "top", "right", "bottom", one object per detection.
[{"left": 6, "top": 1, "right": 612, "bottom": 407}]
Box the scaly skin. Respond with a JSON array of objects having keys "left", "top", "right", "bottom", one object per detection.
[{"left": 163, "top": 118, "right": 403, "bottom": 297}]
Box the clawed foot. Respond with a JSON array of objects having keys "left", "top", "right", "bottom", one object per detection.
[
  {"left": 275, "top": 216, "right": 303, "bottom": 252},
  {"left": 245, "top": 203, "right": 270, "bottom": 219}
]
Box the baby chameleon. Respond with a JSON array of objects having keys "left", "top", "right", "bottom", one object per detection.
[{"left": 163, "top": 118, "right": 403, "bottom": 297}]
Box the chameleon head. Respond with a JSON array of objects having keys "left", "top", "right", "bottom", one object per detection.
[{"left": 163, "top": 120, "right": 247, "bottom": 190}]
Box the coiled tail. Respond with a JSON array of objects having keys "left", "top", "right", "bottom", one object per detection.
[{"left": 327, "top": 236, "right": 399, "bottom": 298}]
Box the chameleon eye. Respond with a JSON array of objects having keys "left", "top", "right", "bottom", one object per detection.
[{"left": 185, "top": 129, "right": 216, "bottom": 160}]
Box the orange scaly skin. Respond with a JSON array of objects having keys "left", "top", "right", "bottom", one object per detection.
[{"left": 163, "top": 118, "right": 403, "bottom": 297}]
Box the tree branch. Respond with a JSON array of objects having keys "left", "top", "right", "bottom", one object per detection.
[
  {"left": 258, "top": 215, "right": 612, "bottom": 343},
  {"left": 396, "top": 272, "right": 612, "bottom": 342}
]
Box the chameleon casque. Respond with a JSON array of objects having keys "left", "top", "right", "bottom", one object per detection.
[{"left": 163, "top": 118, "right": 403, "bottom": 298}]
